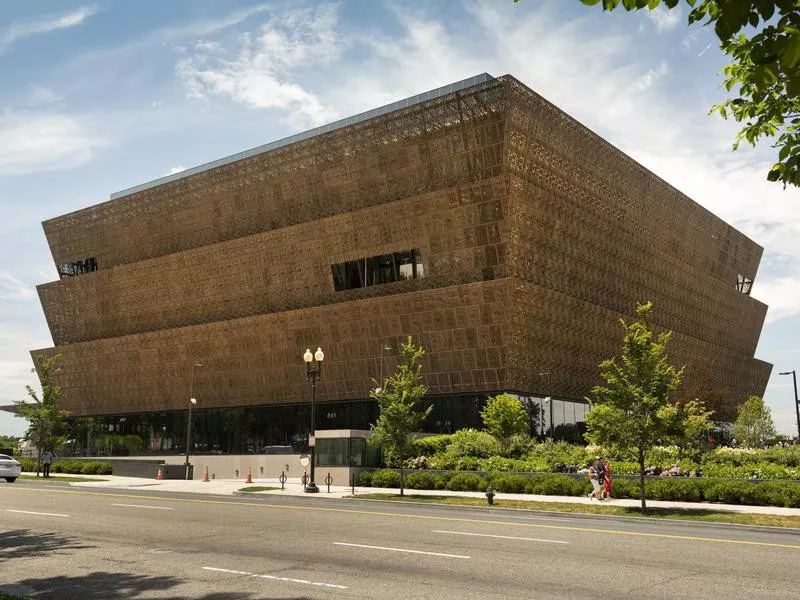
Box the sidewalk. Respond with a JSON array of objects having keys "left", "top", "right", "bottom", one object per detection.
[{"left": 25, "top": 472, "right": 800, "bottom": 517}]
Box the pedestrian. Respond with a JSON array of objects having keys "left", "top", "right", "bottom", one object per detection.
[
  {"left": 587, "top": 458, "right": 602, "bottom": 499},
  {"left": 41, "top": 451, "right": 52, "bottom": 478},
  {"left": 602, "top": 459, "right": 612, "bottom": 499}
]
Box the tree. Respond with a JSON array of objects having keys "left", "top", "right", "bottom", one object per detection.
[
  {"left": 15, "top": 355, "right": 69, "bottom": 477},
  {"left": 585, "top": 302, "right": 683, "bottom": 512},
  {"left": 732, "top": 395, "right": 776, "bottom": 448},
  {"left": 523, "top": 0, "right": 800, "bottom": 188},
  {"left": 481, "top": 393, "right": 529, "bottom": 454},
  {"left": 668, "top": 399, "right": 715, "bottom": 459},
  {"left": 368, "top": 337, "right": 432, "bottom": 496}
]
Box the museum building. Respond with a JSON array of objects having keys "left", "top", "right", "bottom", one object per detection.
[{"left": 29, "top": 73, "right": 771, "bottom": 472}]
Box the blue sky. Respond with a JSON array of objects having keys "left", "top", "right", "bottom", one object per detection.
[{"left": 1, "top": 1, "right": 798, "bottom": 437}]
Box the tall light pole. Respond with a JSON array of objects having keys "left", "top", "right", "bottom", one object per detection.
[
  {"left": 185, "top": 362, "right": 202, "bottom": 480},
  {"left": 377, "top": 343, "right": 391, "bottom": 392},
  {"left": 540, "top": 372, "right": 553, "bottom": 439},
  {"left": 778, "top": 370, "right": 800, "bottom": 442},
  {"left": 303, "top": 347, "right": 324, "bottom": 493}
]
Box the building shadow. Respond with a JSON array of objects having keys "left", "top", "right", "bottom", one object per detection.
[{"left": 0, "top": 529, "right": 95, "bottom": 563}]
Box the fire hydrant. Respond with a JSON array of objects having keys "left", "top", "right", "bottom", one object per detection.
[{"left": 485, "top": 485, "right": 495, "bottom": 506}]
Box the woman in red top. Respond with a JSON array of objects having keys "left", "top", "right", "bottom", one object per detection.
[{"left": 602, "top": 460, "right": 612, "bottom": 499}]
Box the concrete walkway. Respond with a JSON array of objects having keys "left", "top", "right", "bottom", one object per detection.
[{"left": 23, "top": 472, "right": 800, "bottom": 517}]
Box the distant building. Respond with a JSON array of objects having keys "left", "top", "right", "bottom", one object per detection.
[{"left": 30, "top": 74, "right": 770, "bottom": 471}]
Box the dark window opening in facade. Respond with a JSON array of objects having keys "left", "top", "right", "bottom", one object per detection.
[
  {"left": 736, "top": 274, "right": 752, "bottom": 295},
  {"left": 57, "top": 257, "right": 98, "bottom": 279},
  {"left": 331, "top": 249, "right": 424, "bottom": 292}
]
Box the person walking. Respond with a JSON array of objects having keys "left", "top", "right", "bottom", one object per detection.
[
  {"left": 587, "top": 459, "right": 602, "bottom": 499},
  {"left": 602, "top": 459, "right": 612, "bottom": 499},
  {"left": 41, "top": 451, "right": 52, "bottom": 478}
]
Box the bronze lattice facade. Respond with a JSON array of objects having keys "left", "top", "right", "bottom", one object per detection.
[{"left": 34, "top": 74, "right": 770, "bottom": 428}]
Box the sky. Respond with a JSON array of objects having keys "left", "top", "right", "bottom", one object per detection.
[{"left": 0, "top": 1, "right": 798, "bottom": 438}]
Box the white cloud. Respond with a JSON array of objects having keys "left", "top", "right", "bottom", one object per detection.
[
  {"left": 175, "top": 5, "right": 343, "bottom": 128},
  {"left": 0, "top": 112, "right": 103, "bottom": 175},
  {"left": 0, "top": 5, "right": 100, "bottom": 54},
  {"left": 30, "top": 86, "right": 63, "bottom": 105},
  {"left": 647, "top": 5, "right": 683, "bottom": 32},
  {"left": 753, "top": 277, "right": 800, "bottom": 324},
  {"left": 0, "top": 271, "right": 35, "bottom": 301},
  {"left": 165, "top": 166, "right": 186, "bottom": 175}
]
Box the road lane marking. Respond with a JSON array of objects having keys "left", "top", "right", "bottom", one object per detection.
[
  {"left": 6, "top": 509, "right": 68, "bottom": 517},
  {"left": 111, "top": 503, "right": 174, "bottom": 511},
  {"left": 8, "top": 486, "right": 800, "bottom": 551},
  {"left": 334, "top": 542, "right": 471, "bottom": 559},
  {"left": 202, "top": 566, "right": 347, "bottom": 590},
  {"left": 433, "top": 530, "right": 569, "bottom": 544}
]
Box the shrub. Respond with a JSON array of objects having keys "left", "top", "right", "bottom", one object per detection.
[
  {"left": 358, "top": 471, "right": 373, "bottom": 486},
  {"left": 489, "top": 474, "right": 529, "bottom": 494},
  {"left": 406, "top": 471, "right": 441, "bottom": 490},
  {"left": 370, "top": 469, "right": 402, "bottom": 488},
  {"left": 445, "top": 429, "right": 501, "bottom": 459},
  {"left": 446, "top": 472, "right": 485, "bottom": 491},
  {"left": 413, "top": 435, "right": 453, "bottom": 456}
]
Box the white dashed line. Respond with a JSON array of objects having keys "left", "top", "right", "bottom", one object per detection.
[
  {"left": 433, "top": 530, "right": 569, "bottom": 544},
  {"left": 333, "top": 542, "right": 471, "bottom": 559},
  {"left": 111, "top": 503, "right": 174, "bottom": 510},
  {"left": 6, "top": 509, "right": 69, "bottom": 517},
  {"left": 202, "top": 567, "right": 347, "bottom": 590}
]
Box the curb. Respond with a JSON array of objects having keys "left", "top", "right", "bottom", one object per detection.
[{"left": 229, "top": 490, "right": 800, "bottom": 535}]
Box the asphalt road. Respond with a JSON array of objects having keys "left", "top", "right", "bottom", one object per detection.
[{"left": 1, "top": 479, "right": 799, "bottom": 600}]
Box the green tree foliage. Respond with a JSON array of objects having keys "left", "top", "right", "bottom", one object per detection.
[
  {"left": 14, "top": 355, "right": 70, "bottom": 476},
  {"left": 668, "top": 399, "right": 715, "bottom": 458},
  {"left": 585, "top": 302, "right": 684, "bottom": 511},
  {"left": 369, "top": 337, "right": 432, "bottom": 496},
  {"left": 732, "top": 395, "right": 777, "bottom": 448},
  {"left": 527, "top": 0, "right": 800, "bottom": 188},
  {"left": 481, "top": 393, "right": 529, "bottom": 454}
]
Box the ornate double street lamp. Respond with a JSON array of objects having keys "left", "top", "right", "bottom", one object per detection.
[
  {"left": 303, "top": 347, "right": 324, "bottom": 493},
  {"left": 540, "top": 372, "right": 553, "bottom": 439},
  {"left": 778, "top": 369, "right": 800, "bottom": 442},
  {"left": 186, "top": 362, "right": 203, "bottom": 480}
]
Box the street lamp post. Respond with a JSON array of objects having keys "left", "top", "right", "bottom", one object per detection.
[
  {"left": 377, "top": 343, "right": 391, "bottom": 392},
  {"left": 303, "top": 347, "right": 324, "bottom": 493},
  {"left": 185, "top": 362, "right": 203, "bottom": 480},
  {"left": 540, "top": 372, "right": 553, "bottom": 439},
  {"left": 778, "top": 370, "right": 800, "bottom": 442}
]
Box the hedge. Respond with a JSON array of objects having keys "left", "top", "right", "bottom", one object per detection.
[
  {"left": 356, "top": 469, "right": 800, "bottom": 508},
  {"left": 19, "top": 458, "right": 112, "bottom": 475}
]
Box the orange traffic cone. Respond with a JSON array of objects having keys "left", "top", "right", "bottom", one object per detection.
[
  {"left": 202, "top": 466, "right": 210, "bottom": 483},
  {"left": 245, "top": 467, "right": 253, "bottom": 484},
  {"left": 156, "top": 468, "right": 163, "bottom": 480}
]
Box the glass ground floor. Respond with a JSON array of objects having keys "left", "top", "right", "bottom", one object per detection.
[{"left": 61, "top": 393, "right": 590, "bottom": 465}]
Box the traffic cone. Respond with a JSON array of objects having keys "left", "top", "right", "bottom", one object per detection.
[
  {"left": 202, "top": 466, "right": 210, "bottom": 483},
  {"left": 245, "top": 467, "right": 253, "bottom": 484},
  {"left": 156, "top": 468, "right": 163, "bottom": 480}
]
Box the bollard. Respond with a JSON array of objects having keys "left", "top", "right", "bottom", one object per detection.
[
  {"left": 485, "top": 485, "right": 495, "bottom": 506},
  {"left": 325, "top": 472, "right": 333, "bottom": 493},
  {"left": 351, "top": 472, "right": 355, "bottom": 495},
  {"left": 279, "top": 470, "right": 287, "bottom": 491}
]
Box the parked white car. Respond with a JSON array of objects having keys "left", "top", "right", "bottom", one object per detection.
[{"left": 0, "top": 454, "right": 21, "bottom": 482}]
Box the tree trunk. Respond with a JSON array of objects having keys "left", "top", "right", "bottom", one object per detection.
[
  {"left": 400, "top": 465, "right": 405, "bottom": 497},
  {"left": 638, "top": 447, "right": 647, "bottom": 513}
]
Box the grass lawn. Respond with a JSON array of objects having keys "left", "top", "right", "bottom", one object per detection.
[
  {"left": 18, "top": 475, "right": 108, "bottom": 483},
  {"left": 352, "top": 493, "right": 800, "bottom": 529},
  {"left": 238, "top": 486, "right": 282, "bottom": 492},
  {"left": 0, "top": 593, "right": 24, "bottom": 599}
]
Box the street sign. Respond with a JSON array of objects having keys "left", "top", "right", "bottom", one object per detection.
[{"left": 308, "top": 436, "right": 315, "bottom": 447}]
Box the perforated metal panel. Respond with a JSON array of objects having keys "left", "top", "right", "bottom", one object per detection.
[{"left": 34, "top": 75, "right": 770, "bottom": 420}]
